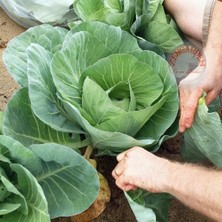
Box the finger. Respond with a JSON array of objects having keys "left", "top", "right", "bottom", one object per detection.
[
  {"left": 115, "top": 177, "right": 137, "bottom": 191},
  {"left": 112, "top": 168, "right": 121, "bottom": 179},
  {"left": 179, "top": 95, "right": 199, "bottom": 132},
  {"left": 205, "top": 90, "right": 219, "bottom": 106},
  {"left": 121, "top": 184, "right": 138, "bottom": 192},
  {"left": 116, "top": 150, "right": 127, "bottom": 162},
  {"left": 112, "top": 161, "right": 125, "bottom": 179}
]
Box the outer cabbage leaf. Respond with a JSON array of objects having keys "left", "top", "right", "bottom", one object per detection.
[
  {"left": 3, "top": 24, "right": 68, "bottom": 87},
  {"left": 143, "top": 21, "right": 183, "bottom": 53},
  {"left": 65, "top": 21, "right": 140, "bottom": 53},
  {"left": 182, "top": 97, "right": 222, "bottom": 167},
  {"left": 125, "top": 193, "right": 156, "bottom": 222},
  {"left": 3, "top": 88, "right": 87, "bottom": 149},
  {"left": 126, "top": 189, "right": 172, "bottom": 222},
  {"left": 29, "top": 143, "right": 99, "bottom": 218},
  {"left": 74, "top": 0, "right": 135, "bottom": 30},
  {"left": 0, "top": 135, "right": 99, "bottom": 218},
  {"left": 26, "top": 43, "right": 83, "bottom": 133},
  {"left": 1, "top": 164, "right": 50, "bottom": 222},
  {"left": 0, "top": 135, "right": 41, "bottom": 175},
  {"left": 0, "top": 137, "right": 50, "bottom": 221}
]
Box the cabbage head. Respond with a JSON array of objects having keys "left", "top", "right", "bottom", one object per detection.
[{"left": 3, "top": 22, "right": 179, "bottom": 154}]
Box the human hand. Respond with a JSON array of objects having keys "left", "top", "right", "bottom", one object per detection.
[
  {"left": 179, "top": 61, "right": 222, "bottom": 133},
  {"left": 112, "top": 147, "right": 171, "bottom": 193}
]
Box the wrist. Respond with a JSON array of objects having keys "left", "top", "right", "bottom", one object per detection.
[
  {"left": 204, "top": 46, "right": 222, "bottom": 66},
  {"left": 156, "top": 158, "right": 177, "bottom": 193},
  {"left": 161, "top": 160, "right": 183, "bottom": 194}
]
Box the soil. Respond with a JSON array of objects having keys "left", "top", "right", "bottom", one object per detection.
[{"left": 0, "top": 8, "right": 214, "bottom": 222}]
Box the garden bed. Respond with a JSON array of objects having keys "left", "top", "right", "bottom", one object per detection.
[{"left": 0, "top": 8, "right": 212, "bottom": 222}]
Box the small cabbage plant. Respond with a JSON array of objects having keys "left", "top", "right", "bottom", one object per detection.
[
  {"left": 72, "top": 0, "right": 183, "bottom": 53},
  {"left": 0, "top": 135, "right": 99, "bottom": 221}
]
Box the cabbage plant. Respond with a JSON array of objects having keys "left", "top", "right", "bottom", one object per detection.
[
  {"left": 3, "top": 22, "right": 179, "bottom": 154},
  {"left": 73, "top": 0, "right": 183, "bottom": 53},
  {"left": 0, "top": 135, "right": 99, "bottom": 221},
  {"left": 2, "top": 22, "right": 179, "bottom": 221}
]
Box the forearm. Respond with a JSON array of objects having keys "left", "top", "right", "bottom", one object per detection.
[{"left": 164, "top": 162, "right": 222, "bottom": 221}]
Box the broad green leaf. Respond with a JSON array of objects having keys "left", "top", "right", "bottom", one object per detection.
[
  {"left": 0, "top": 203, "right": 21, "bottom": 215},
  {"left": 130, "top": 51, "right": 179, "bottom": 141},
  {"left": 143, "top": 21, "right": 183, "bottom": 53},
  {"left": 125, "top": 192, "right": 156, "bottom": 222},
  {"left": 181, "top": 132, "right": 209, "bottom": 163},
  {"left": 135, "top": 0, "right": 149, "bottom": 17},
  {"left": 127, "top": 189, "right": 172, "bottom": 222},
  {"left": 1, "top": 174, "right": 28, "bottom": 215},
  {"left": 3, "top": 24, "right": 68, "bottom": 87},
  {"left": 148, "top": 0, "right": 164, "bottom": 20},
  {"left": 82, "top": 77, "right": 124, "bottom": 124},
  {"left": 74, "top": 0, "right": 135, "bottom": 30},
  {"left": 2, "top": 164, "right": 50, "bottom": 222},
  {"left": 104, "top": 0, "right": 123, "bottom": 11},
  {"left": 151, "top": 3, "right": 167, "bottom": 23},
  {"left": 27, "top": 43, "right": 82, "bottom": 133},
  {"left": 104, "top": 1, "right": 135, "bottom": 31},
  {"left": 3, "top": 88, "right": 87, "bottom": 149},
  {"left": 96, "top": 96, "right": 167, "bottom": 136},
  {"left": 0, "top": 135, "right": 41, "bottom": 175},
  {"left": 182, "top": 97, "right": 222, "bottom": 167},
  {"left": 0, "top": 154, "right": 10, "bottom": 164},
  {"left": 51, "top": 31, "right": 112, "bottom": 105},
  {"left": 74, "top": 0, "right": 106, "bottom": 21},
  {"left": 68, "top": 21, "right": 140, "bottom": 53},
  {"left": 29, "top": 143, "right": 99, "bottom": 218},
  {"left": 62, "top": 99, "right": 157, "bottom": 153}
]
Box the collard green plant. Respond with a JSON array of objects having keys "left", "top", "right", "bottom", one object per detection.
[{"left": 2, "top": 21, "right": 179, "bottom": 221}]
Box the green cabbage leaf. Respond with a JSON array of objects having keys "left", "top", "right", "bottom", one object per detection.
[
  {"left": 0, "top": 135, "right": 99, "bottom": 219},
  {"left": 182, "top": 96, "right": 222, "bottom": 168}
]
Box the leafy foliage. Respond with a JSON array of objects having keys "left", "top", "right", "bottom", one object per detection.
[
  {"left": 72, "top": 0, "right": 183, "bottom": 53},
  {"left": 182, "top": 97, "right": 222, "bottom": 167},
  {"left": 0, "top": 135, "right": 99, "bottom": 220},
  {"left": 3, "top": 22, "right": 179, "bottom": 154},
  {"left": 2, "top": 5, "right": 182, "bottom": 221}
]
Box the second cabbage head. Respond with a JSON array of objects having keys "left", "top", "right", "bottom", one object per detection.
[{"left": 3, "top": 21, "right": 179, "bottom": 154}]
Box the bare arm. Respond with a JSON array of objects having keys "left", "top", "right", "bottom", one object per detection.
[
  {"left": 164, "top": 0, "right": 207, "bottom": 41},
  {"left": 164, "top": 0, "right": 222, "bottom": 132},
  {"left": 112, "top": 147, "right": 222, "bottom": 221},
  {"left": 178, "top": 1, "right": 222, "bottom": 132}
]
